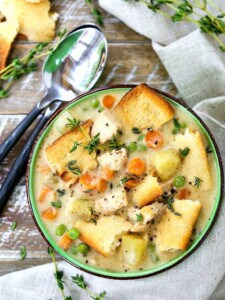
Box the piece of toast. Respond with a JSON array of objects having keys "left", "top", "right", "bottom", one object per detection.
[
  {"left": 113, "top": 83, "right": 174, "bottom": 130},
  {"left": 0, "top": 20, "right": 19, "bottom": 71},
  {"left": 155, "top": 199, "right": 202, "bottom": 251},
  {"left": 174, "top": 128, "right": 211, "bottom": 190},
  {"left": 45, "top": 120, "right": 97, "bottom": 183},
  {"left": 132, "top": 175, "right": 163, "bottom": 208},
  {"left": 75, "top": 216, "right": 132, "bottom": 256},
  {"left": 0, "top": 0, "right": 56, "bottom": 42}
]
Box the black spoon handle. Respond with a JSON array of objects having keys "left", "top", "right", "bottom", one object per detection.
[
  {"left": 0, "top": 104, "right": 44, "bottom": 164},
  {"left": 0, "top": 102, "right": 61, "bottom": 213}
]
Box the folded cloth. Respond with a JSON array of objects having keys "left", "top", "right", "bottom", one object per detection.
[{"left": 1, "top": 1, "right": 225, "bottom": 299}]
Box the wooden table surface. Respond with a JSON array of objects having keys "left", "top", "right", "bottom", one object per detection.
[{"left": 0, "top": 0, "right": 177, "bottom": 277}]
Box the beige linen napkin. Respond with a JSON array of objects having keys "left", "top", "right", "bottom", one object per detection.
[{"left": 0, "top": 1, "right": 225, "bottom": 299}]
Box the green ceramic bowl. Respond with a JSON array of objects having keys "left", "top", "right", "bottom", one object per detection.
[{"left": 27, "top": 85, "right": 224, "bottom": 279}]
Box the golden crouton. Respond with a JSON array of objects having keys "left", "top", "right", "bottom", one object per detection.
[
  {"left": 113, "top": 83, "right": 174, "bottom": 130},
  {"left": 45, "top": 120, "right": 97, "bottom": 183},
  {"left": 155, "top": 199, "right": 202, "bottom": 251},
  {"left": 75, "top": 216, "right": 132, "bottom": 257},
  {"left": 132, "top": 175, "right": 163, "bottom": 208},
  {"left": 0, "top": 20, "right": 19, "bottom": 71},
  {"left": 174, "top": 128, "right": 211, "bottom": 190},
  {"left": 0, "top": 0, "right": 57, "bottom": 42}
]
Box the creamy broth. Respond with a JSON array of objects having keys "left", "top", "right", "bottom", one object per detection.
[{"left": 34, "top": 87, "right": 217, "bottom": 273}]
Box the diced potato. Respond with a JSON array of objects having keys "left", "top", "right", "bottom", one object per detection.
[
  {"left": 120, "top": 234, "right": 147, "bottom": 266},
  {"left": 66, "top": 199, "right": 94, "bottom": 219},
  {"left": 153, "top": 149, "right": 181, "bottom": 181},
  {"left": 54, "top": 111, "right": 75, "bottom": 134}
]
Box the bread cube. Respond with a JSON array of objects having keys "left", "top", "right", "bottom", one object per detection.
[
  {"left": 153, "top": 149, "right": 181, "bottom": 181},
  {"left": 132, "top": 175, "right": 163, "bottom": 208},
  {"left": 120, "top": 234, "right": 148, "bottom": 266}
]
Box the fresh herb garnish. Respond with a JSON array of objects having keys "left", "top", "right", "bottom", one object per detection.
[
  {"left": 179, "top": 147, "right": 190, "bottom": 157},
  {"left": 57, "top": 189, "right": 66, "bottom": 197},
  {"left": 162, "top": 194, "right": 181, "bottom": 216},
  {"left": 132, "top": 127, "right": 141, "bottom": 134},
  {"left": 0, "top": 30, "right": 67, "bottom": 99},
  {"left": 109, "top": 136, "right": 124, "bottom": 150},
  {"left": 148, "top": 242, "right": 156, "bottom": 253},
  {"left": 51, "top": 200, "right": 62, "bottom": 209},
  {"left": 66, "top": 118, "right": 81, "bottom": 130},
  {"left": 120, "top": 176, "right": 130, "bottom": 184},
  {"left": 88, "top": 207, "right": 98, "bottom": 225},
  {"left": 84, "top": 0, "right": 104, "bottom": 26},
  {"left": 69, "top": 141, "right": 82, "bottom": 153},
  {"left": 137, "top": 134, "right": 145, "bottom": 141},
  {"left": 136, "top": 213, "right": 144, "bottom": 222},
  {"left": 172, "top": 118, "right": 181, "bottom": 135},
  {"left": 67, "top": 160, "right": 81, "bottom": 175},
  {"left": 20, "top": 245, "right": 27, "bottom": 260},
  {"left": 48, "top": 247, "right": 72, "bottom": 300},
  {"left": 11, "top": 221, "right": 17, "bottom": 231},
  {"left": 206, "top": 145, "right": 212, "bottom": 154},
  {"left": 125, "top": 0, "right": 225, "bottom": 52},
  {"left": 193, "top": 176, "right": 203, "bottom": 188},
  {"left": 84, "top": 133, "right": 100, "bottom": 154},
  {"left": 72, "top": 274, "right": 106, "bottom": 300}
]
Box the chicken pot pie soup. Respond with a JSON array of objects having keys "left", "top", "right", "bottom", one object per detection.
[{"left": 28, "top": 84, "right": 222, "bottom": 278}]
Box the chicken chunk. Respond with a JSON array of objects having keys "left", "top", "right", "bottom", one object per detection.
[{"left": 97, "top": 148, "right": 127, "bottom": 171}]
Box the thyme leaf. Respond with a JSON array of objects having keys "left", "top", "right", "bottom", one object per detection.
[
  {"left": 69, "top": 141, "right": 82, "bottom": 153},
  {"left": 67, "top": 160, "right": 81, "bottom": 175},
  {"left": 11, "top": 221, "right": 17, "bottom": 231},
  {"left": 65, "top": 118, "right": 81, "bottom": 130},
  {"left": 179, "top": 147, "right": 190, "bottom": 157},
  {"left": 136, "top": 213, "right": 144, "bottom": 222},
  {"left": 193, "top": 176, "right": 203, "bottom": 188},
  {"left": 51, "top": 200, "right": 62, "bottom": 209},
  {"left": 84, "top": 133, "right": 100, "bottom": 154},
  {"left": 20, "top": 245, "right": 27, "bottom": 260}
]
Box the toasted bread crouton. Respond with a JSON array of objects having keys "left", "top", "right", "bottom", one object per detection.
[
  {"left": 155, "top": 199, "right": 202, "bottom": 251},
  {"left": 113, "top": 83, "right": 174, "bottom": 130},
  {"left": 94, "top": 187, "right": 128, "bottom": 215},
  {"left": 75, "top": 216, "right": 132, "bottom": 256},
  {"left": 1, "top": 0, "right": 56, "bottom": 42},
  {"left": 0, "top": 20, "right": 19, "bottom": 71},
  {"left": 97, "top": 148, "right": 127, "bottom": 171},
  {"left": 174, "top": 128, "right": 211, "bottom": 190},
  {"left": 132, "top": 175, "right": 163, "bottom": 208},
  {"left": 45, "top": 120, "right": 97, "bottom": 183},
  {"left": 91, "top": 110, "right": 120, "bottom": 144}
]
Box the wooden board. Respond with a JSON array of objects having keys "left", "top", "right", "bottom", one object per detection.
[{"left": 0, "top": 0, "right": 177, "bottom": 277}]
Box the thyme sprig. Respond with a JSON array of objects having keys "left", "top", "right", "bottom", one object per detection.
[
  {"left": 72, "top": 275, "right": 106, "bottom": 300},
  {"left": 126, "top": 0, "right": 225, "bottom": 51},
  {"left": 84, "top": 133, "right": 100, "bottom": 154},
  {"left": 0, "top": 30, "right": 67, "bottom": 99},
  {"left": 193, "top": 176, "right": 203, "bottom": 187},
  {"left": 67, "top": 160, "right": 82, "bottom": 175},
  {"left": 162, "top": 193, "right": 182, "bottom": 216},
  {"left": 85, "top": 0, "right": 104, "bottom": 26}
]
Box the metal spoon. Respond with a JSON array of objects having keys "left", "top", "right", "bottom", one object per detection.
[
  {"left": 0, "top": 24, "right": 107, "bottom": 212},
  {"left": 0, "top": 24, "right": 107, "bottom": 163}
]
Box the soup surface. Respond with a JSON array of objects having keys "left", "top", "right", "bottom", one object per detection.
[{"left": 33, "top": 84, "right": 217, "bottom": 273}]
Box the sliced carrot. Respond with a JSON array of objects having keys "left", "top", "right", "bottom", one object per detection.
[
  {"left": 57, "top": 232, "right": 72, "bottom": 251},
  {"left": 100, "top": 166, "right": 115, "bottom": 181},
  {"left": 42, "top": 207, "right": 57, "bottom": 220},
  {"left": 40, "top": 165, "right": 52, "bottom": 173},
  {"left": 128, "top": 158, "right": 146, "bottom": 176},
  {"left": 102, "top": 95, "right": 116, "bottom": 109},
  {"left": 124, "top": 179, "right": 140, "bottom": 189},
  {"left": 177, "top": 188, "right": 190, "bottom": 200},
  {"left": 79, "top": 173, "right": 96, "bottom": 190},
  {"left": 38, "top": 186, "right": 52, "bottom": 203},
  {"left": 145, "top": 130, "right": 164, "bottom": 149},
  {"left": 96, "top": 178, "right": 107, "bottom": 193}
]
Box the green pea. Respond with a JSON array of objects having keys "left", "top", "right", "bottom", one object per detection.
[
  {"left": 77, "top": 243, "right": 90, "bottom": 256},
  {"left": 67, "top": 228, "right": 80, "bottom": 240},
  {"left": 55, "top": 224, "right": 67, "bottom": 236},
  {"left": 138, "top": 144, "right": 147, "bottom": 151},
  {"left": 90, "top": 99, "right": 99, "bottom": 108},
  {"left": 173, "top": 176, "right": 186, "bottom": 188},
  {"left": 127, "top": 142, "right": 137, "bottom": 153}
]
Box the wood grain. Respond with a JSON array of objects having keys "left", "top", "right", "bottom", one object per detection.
[{"left": 0, "top": 0, "right": 177, "bottom": 277}]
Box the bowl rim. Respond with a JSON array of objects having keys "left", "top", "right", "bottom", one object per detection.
[{"left": 26, "top": 84, "right": 224, "bottom": 280}]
